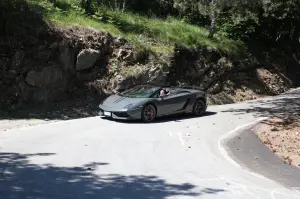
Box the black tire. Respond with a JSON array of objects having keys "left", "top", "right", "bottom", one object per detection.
[
  {"left": 192, "top": 98, "right": 207, "bottom": 116},
  {"left": 141, "top": 104, "right": 157, "bottom": 122}
]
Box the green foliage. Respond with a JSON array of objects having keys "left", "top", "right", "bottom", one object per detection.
[
  {"left": 94, "top": 0, "right": 176, "bottom": 17},
  {"left": 26, "top": 0, "right": 244, "bottom": 55},
  {"left": 2, "top": 0, "right": 299, "bottom": 57},
  {"left": 174, "top": 0, "right": 264, "bottom": 38},
  {"left": 0, "top": 0, "right": 49, "bottom": 37},
  {"left": 259, "top": 0, "right": 300, "bottom": 45},
  {"left": 216, "top": 3, "right": 260, "bottom": 40}
]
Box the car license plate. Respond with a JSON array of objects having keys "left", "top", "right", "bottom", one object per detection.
[{"left": 104, "top": 111, "right": 111, "bottom": 117}]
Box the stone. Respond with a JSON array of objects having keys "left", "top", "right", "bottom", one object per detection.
[
  {"left": 76, "top": 71, "right": 97, "bottom": 82},
  {"left": 207, "top": 83, "right": 222, "bottom": 94},
  {"left": 0, "top": 58, "right": 8, "bottom": 71},
  {"left": 116, "top": 48, "right": 135, "bottom": 62},
  {"left": 114, "top": 37, "right": 127, "bottom": 47},
  {"left": 25, "top": 66, "right": 68, "bottom": 89},
  {"left": 18, "top": 81, "right": 50, "bottom": 103},
  {"left": 34, "top": 49, "right": 53, "bottom": 61},
  {"left": 2, "top": 70, "right": 17, "bottom": 85},
  {"left": 235, "top": 72, "right": 250, "bottom": 81},
  {"left": 110, "top": 75, "right": 131, "bottom": 91},
  {"left": 49, "top": 42, "right": 58, "bottom": 49},
  {"left": 202, "top": 46, "right": 221, "bottom": 62},
  {"left": 11, "top": 50, "right": 25, "bottom": 71},
  {"left": 19, "top": 73, "right": 68, "bottom": 103},
  {"left": 145, "top": 66, "right": 166, "bottom": 84},
  {"left": 102, "top": 36, "right": 114, "bottom": 54},
  {"left": 76, "top": 48, "right": 101, "bottom": 71},
  {"left": 110, "top": 64, "right": 166, "bottom": 92},
  {"left": 59, "top": 39, "right": 75, "bottom": 73}
]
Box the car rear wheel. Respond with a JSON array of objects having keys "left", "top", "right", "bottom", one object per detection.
[
  {"left": 141, "top": 104, "right": 157, "bottom": 122},
  {"left": 193, "top": 98, "right": 207, "bottom": 116}
]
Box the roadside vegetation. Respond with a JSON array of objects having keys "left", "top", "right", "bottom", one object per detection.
[
  {"left": 25, "top": 0, "right": 243, "bottom": 54},
  {"left": 2, "top": 0, "right": 299, "bottom": 56}
]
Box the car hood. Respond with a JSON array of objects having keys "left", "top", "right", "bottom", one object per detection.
[{"left": 101, "top": 94, "right": 148, "bottom": 109}]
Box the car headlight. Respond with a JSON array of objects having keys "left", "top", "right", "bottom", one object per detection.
[
  {"left": 124, "top": 104, "right": 134, "bottom": 109},
  {"left": 124, "top": 104, "right": 143, "bottom": 109}
]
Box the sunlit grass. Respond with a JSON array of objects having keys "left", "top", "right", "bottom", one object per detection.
[{"left": 28, "top": 0, "right": 245, "bottom": 55}]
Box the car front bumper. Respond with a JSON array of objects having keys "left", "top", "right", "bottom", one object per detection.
[{"left": 98, "top": 105, "right": 142, "bottom": 120}]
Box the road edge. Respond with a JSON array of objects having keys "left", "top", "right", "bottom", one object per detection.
[{"left": 218, "top": 117, "right": 273, "bottom": 181}]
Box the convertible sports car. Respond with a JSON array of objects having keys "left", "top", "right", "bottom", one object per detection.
[{"left": 98, "top": 84, "right": 207, "bottom": 122}]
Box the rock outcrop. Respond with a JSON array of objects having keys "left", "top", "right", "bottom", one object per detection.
[
  {"left": 25, "top": 66, "right": 67, "bottom": 89},
  {"left": 59, "top": 39, "right": 75, "bottom": 73},
  {"left": 109, "top": 64, "right": 166, "bottom": 92},
  {"left": 76, "top": 48, "right": 101, "bottom": 71},
  {"left": 0, "top": 25, "right": 297, "bottom": 108}
]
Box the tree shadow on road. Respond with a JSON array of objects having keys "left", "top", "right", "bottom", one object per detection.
[
  {"left": 222, "top": 90, "right": 300, "bottom": 123},
  {"left": 0, "top": 152, "right": 226, "bottom": 199}
]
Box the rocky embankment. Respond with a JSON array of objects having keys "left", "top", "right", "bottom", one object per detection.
[{"left": 0, "top": 25, "right": 296, "bottom": 112}]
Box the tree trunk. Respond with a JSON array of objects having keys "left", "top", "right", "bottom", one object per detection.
[
  {"left": 81, "top": 0, "right": 85, "bottom": 9},
  {"left": 208, "top": 16, "right": 216, "bottom": 38},
  {"left": 208, "top": 0, "right": 216, "bottom": 39},
  {"left": 121, "top": 0, "right": 127, "bottom": 12},
  {"left": 85, "top": 0, "right": 92, "bottom": 14}
]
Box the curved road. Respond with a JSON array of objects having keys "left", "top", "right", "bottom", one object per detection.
[{"left": 0, "top": 89, "right": 300, "bottom": 199}]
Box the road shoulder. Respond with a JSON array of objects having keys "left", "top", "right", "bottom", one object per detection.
[
  {"left": 0, "top": 119, "right": 55, "bottom": 131},
  {"left": 223, "top": 122, "right": 300, "bottom": 188}
]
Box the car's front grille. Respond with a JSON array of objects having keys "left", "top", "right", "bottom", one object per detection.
[{"left": 113, "top": 112, "right": 130, "bottom": 118}]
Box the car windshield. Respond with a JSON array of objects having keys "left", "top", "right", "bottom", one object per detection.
[{"left": 119, "top": 85, "right": 160, "bottom": 98}]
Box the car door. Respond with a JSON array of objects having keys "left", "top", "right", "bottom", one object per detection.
[{"left": 157, "top": 92, "right": 190, "bottom": 116}]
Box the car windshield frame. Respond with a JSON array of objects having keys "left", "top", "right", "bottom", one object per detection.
[{"left": 119, "top": 85, "right": 161, "bottom": 98}]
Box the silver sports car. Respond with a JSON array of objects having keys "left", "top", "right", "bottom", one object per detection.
[{"left": 98, "top": 84, "right": 207, "bottom": 122}]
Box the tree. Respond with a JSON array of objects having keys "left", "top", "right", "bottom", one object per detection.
[
  {"left": 174, "top": 0, "right": 264, "bottom": 39},
  {"left": 174, "top": 0, "right": 230, "bottom": 38},
  {"left": 81, "top": 0, "right": 93, "bottom": 14},
  {"left": 260, "top": 0, "right": 300, "bottom": 43}
]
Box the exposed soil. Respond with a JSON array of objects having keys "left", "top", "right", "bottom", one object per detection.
[
  {"left": 256, "top": 117, "right": 300, "bottom": 168},
  {"left": 0, "top": 119, "right": 54, "bottom": 132},
  {"left": 0, "top": 97, "right": 100, "bottom": 131}
]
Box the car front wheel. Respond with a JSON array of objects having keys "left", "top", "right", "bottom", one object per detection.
[
  {"left": 193, "top": 98, "right": 207, "bottom": 116},
  {"left": 141, "top": 104, "right": 157, "bottom": 122}
]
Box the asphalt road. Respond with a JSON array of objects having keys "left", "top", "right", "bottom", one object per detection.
[
  {"left": 0, "top": 88, "right": 300, "bottom": 199},
  {"left": 225, "top": 123, "right": 300, "bottom": 188}
]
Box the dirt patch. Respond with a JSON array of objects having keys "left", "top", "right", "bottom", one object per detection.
[
  {"left": 256, "top": 117, "right": 300, "bottom": 168},
  {"left": 0, "top": 119, "right": 54, "bottom": 131},
  {"left": 256, "top": 68, "right": 292, "bottom": 95},
  {"left": 0, "top": 98, "right": 101, "bottom": 131}
]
